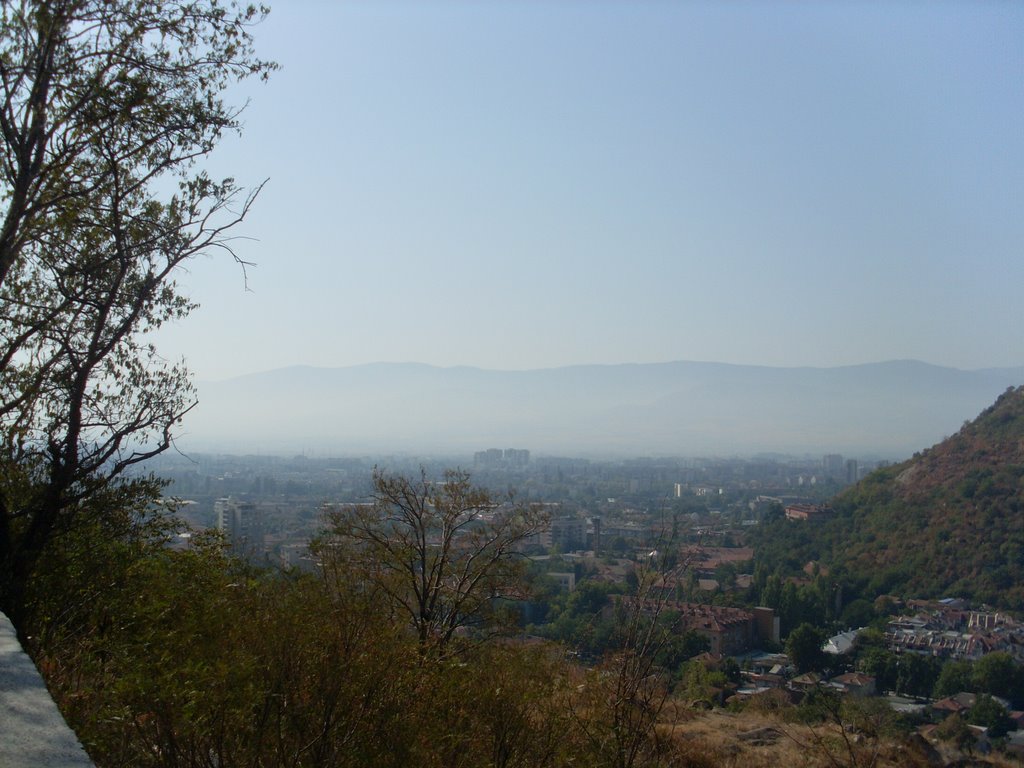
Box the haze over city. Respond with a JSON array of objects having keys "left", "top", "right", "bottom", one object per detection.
[
  {"left": 153, "top": 1, "right": 1024, "bottom": 385},
  {"left": 6, "top": 5, "right": 1024, "bottom": 766}
]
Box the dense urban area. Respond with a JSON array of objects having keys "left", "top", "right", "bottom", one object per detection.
[
  {"left": 154, "top": 449, "right": 873, "bottom": 570},
  {"left": 1, "top": 2, "right": 1021, "bottom": 767},
  {"left": 130, "top": 441, "right": 1024, "bottom": 763}
]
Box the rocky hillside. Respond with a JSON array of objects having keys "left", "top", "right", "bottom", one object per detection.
[
  {"left": 748, "top": 386, "right": 1024, "bottom": 608},
  {"left": 825, "top": 386, "right": 1024, "bottom": 607}
]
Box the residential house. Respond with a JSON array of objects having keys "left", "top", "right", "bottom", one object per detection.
[{"left": 830, "top": 672, "right": 876, "bottom": 697}]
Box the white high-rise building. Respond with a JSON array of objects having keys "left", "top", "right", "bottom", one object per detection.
[{"left": 214, "top": 497, "right": 263, "bottom": 559}]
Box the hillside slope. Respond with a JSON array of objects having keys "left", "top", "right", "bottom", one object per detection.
[{"left": 821, "top": 386, "right": 1024, "bottom": 607}]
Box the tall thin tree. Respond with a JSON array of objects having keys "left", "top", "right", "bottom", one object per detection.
[{"left": 0, "top": 0, "right": 275, "bottom": 625}]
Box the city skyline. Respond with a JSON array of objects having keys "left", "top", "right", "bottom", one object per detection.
[{"left": 153, "top": 2, "right": 1023, "bottom": 382}]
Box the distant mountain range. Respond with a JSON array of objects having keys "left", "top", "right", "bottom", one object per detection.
[{"left": 181, "top": 360, "right": 1024, "bottom": 458}]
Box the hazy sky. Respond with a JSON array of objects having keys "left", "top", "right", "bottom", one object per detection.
[{"left": 154, "top": 1, "right": 1024, "bottom": 382}]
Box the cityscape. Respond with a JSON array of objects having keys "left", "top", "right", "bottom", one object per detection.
[
  {"left": 159, "top": 448, "right": 881, "bottom": 570},
  {"left": 0, "top": 2, "right": 1021, "bottom": 767}
]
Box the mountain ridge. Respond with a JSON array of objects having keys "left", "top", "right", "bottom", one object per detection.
[
  {"left": 200, "top": 358, "right": 1024, "bottom": 384},
  {"left": 182, "top": 360, "right": 1024, "bottom": 457}
]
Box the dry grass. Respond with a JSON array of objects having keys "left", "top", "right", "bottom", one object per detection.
[
  {"left": 660, "top": 710, "right": 817, "bottom": 768},
  {"left": 657, "top": 707, "right": 1024, "bottom": 768}
]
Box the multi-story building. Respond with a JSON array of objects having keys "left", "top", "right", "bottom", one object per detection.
[
  {"left": 214, "top": 497, "right": 264, "bottom": 559},
  {"left": 474, "top": 448, "right": 530, "bottom": 469},
  {"left": 885, "top": 605, "right": 1024, "bottom": 662},
  {"left": 822, "top": 454, "right": 845, "bottom": 480},
  {"left": 624, "top": 600, "right": 779, "bottom": 656},
  {"left": 784, "top": 503, "right": 831, "bottom": 521},
  {"left": 545, "top": 515, "right": 587, "bottom": 551}
]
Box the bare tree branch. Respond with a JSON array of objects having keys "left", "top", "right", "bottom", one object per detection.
[{"left": 315, "top": 468, "right": 550, "bottom": 659}]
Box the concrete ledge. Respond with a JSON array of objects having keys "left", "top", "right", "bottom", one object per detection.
[{"left": 0, "top": 612, "right": 93, "bottom": 767}]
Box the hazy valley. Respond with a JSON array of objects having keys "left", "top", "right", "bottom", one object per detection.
[
  {"left": 186, "top": 359, "right": 1024, "bottom": 457},
  {"left": 2, "top": 3, "right": 1022, "bottom": 767}
]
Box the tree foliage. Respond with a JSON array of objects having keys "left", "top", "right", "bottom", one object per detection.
[
  {"left": 27, "top": 469, "right": 704, "bottom": 768},
  {"left": 0, "top": 0, "right": 274, "bottom": 622},
  {"left": 750, "top": 387, "right": 1024, "bottom": 610},
  {"left": 786, "top": 622, "right": 827, "bottom": 674},
  {"left": 786, "top": 688, "right": 901, "bottom": 768},
  {"left": 30, "top": 514, "right": 578, "bottom": 768},
  {"left": 966, "top": 694, "right": 1013, "bottom": 739},
  {"left": 572, "top": 542, "right": 697, "bottom": 768},
  {"left": 316, "top": 468, "right": 549, "bottom": 656}
]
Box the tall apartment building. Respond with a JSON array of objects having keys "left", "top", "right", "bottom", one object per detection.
[
  {"left": 543, "top": 515, "right": 586, "bottom": 551},
  {"left": 474, "top": 448, "right": 530, "bottom": 469},
  {"left": 822, "top": 453, "right": 845, "bottom": 480},
  {"left": 214, "top": 497, "right": 264, "bottom": 559}
]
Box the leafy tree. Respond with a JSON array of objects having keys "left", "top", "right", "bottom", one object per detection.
[
  {"left": 759, "top": 570, "right": 783, "bottom": 610},
  {"left": 33, "top": 523, "right": 440, "bottom": 768},
  {"left": 421, "top": 644, "right": 576, "bottom": 768},
  {"left": 610, "top": 535, "right": 630, "bottom": 555},
  {"left": 572, "top": 541, "right": 693, "bottom": 768},
  {"left": 756, "top": 571, "right": 833, "bottom": 635},
  {"left": 654, "top": 626, "right": 709, "bottom": 673},
  {"left": 535, "top": 578, "right": 626, "bottom": 657},
  {"left": 838, "top": 598, "right": 875, "bottom": 628},
  {"left": 790, "top": 691, "right": 900, "bottom": 768},
  {"left": 972, "top": 651, "right": 1024, "bottom": 706},
  {"left": 570, "top": 578, "right": 621, "bottom": 615},
  {"left": 893, "top": 652, "right": 941, "bottom": 698},
  {"left": 316, "top": 468, "right": 549, "bottom": 656},
  {"left": 0, "top": 0, "right": 274, "bottom": 625},
  {"left": 933, "top": 713, "right": 975, "bottom": 753},
  {"left": 856, "top": 646, "right": 897, "bottom": 694},
  {"left": 967, "top": 694, "right": 1014, "bottom": 739},
  {"left": 677, "top": 659, "right": 729, "bottom": 705},
  {"left": 719, "top": 655, "right": 741, "bottom": 684},
  {"left": 786, "top": 622, "right": 827, "bottom": 674},
  {"left": 933, "top": 659, "right": 974, "bottom": 699}
]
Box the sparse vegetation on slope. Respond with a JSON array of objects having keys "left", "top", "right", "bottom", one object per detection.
[{"left": 753, "top": 386, "right": 1024, "bottom": 609}]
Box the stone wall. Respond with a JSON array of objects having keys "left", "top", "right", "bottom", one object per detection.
[{"left": 0, "top": 612, "right": 93, "bottom": 767}]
